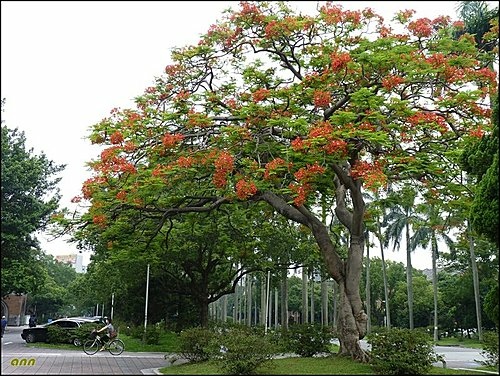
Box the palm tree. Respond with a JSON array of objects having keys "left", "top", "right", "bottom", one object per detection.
[
  {"left": 455, "top": 1, "right": 499, "bottom": 54},
  {"left": 410, "top": 203, "right": 455, "bottom": 341},
  {"left": 383, "top": 187, "right": 420, "bottom": 329}
]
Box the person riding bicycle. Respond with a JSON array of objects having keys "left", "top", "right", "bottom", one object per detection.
[{"left": 97, "top": 317, "right": 115, "bottom": 351}]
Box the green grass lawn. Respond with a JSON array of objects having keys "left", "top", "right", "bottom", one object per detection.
[
  {"left": 27, "top": 331, "right": 496, "bottom": 375},
  {"left": 158, "top": 355, "right": 490, "bottom": 375}
]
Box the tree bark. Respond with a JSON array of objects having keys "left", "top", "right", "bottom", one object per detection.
[{"left": 260, "top": 188, "right": 369, "bottom": 362}]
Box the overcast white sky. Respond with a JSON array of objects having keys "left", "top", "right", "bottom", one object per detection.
[{"left": 2, "top": 1, "right": 484, "bottom": 269}]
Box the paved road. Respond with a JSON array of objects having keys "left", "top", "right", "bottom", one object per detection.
[
  {"left": 2, "top": 326, "right": 492, "bottom": 374},
  {"left": 1, "top": 326, "right": 177, "bottom": 375}
]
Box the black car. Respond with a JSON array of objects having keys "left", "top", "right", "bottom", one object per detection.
[{"left": 21, "top": 317, "right": 101, "bottom": 346}]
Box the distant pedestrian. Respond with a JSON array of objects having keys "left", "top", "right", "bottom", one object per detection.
[
  {"left": 1, "top": 315, "right": 7, "bottom": 337},
  {"left": 29, "top": 314, "right": 37, "bottom": 327}
]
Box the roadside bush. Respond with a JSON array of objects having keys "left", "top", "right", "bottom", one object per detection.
[
  {"left": 143, "top": 324, "right": 161, "bottom": 345},
  {"left": 481, "top": 330, "right": 499, "bottom": 368},
  {"left": 178, "top": 326, "right": 215, "bottom": 362},
  {"left": 74, "top": 322, "right": 100, "bottom": 345},
  {"left": 47, "top": 325, "right": 71, "bottom": 344},
  {"left": 367, "top": 328, "right": 439, "bottom": 375},
  {"left": 284, "top": 323, "right": 334, "bottom": 357},
  {"left": 208, "top": 326, "right": 277, "bottom": 375}
]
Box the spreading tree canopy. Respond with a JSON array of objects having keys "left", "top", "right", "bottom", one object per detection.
[
  {"left": 1, "top": 99, "right": 65, "bottom": 296},
  {"left": 69, "top": 2, "right": 497, "bottom": 361}
]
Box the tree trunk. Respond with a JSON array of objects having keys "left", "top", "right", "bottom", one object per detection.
[
  {"left": 302, "top": 267, "right": 308, "bottom": 324},
  {"left": 468, "top": 221, "right": 483, "bottom": 341},
  {"left": 376, "top": 216, "right": 391, "bottom": 328},
  {"left": 365, "top": 235, "right": 371, "bottom": 334},
  {"left": 259, "top": 186, "right": 369, "bottom": 361},
  {"left": 246, "top": 275, "right": 252, "bottom": 326},
  {"left": 321, "top": 278, "right": 328, "bottom": 326},
  {"left": 405, "top": 221, "right": 414, "bottom": 330},
  {"left": 431, "top": 234, "right": 439, "bottom": 342},
  {"left": 200, "top": 298, "right": 209, "bottom": 327},
  {"left": 280, "top": 270, "right": 289, "bottom": 330}
]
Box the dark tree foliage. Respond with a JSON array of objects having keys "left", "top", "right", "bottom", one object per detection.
[
  {"left": 460, "top": 95, "right": 499, "bottom": 246},
  {"left": 1, "top": 100, "right": 65, "bottom": 295}
]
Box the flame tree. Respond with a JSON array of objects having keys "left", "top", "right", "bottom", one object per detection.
[{"left": 71, "top": 2, "right": 497, "bottom": 361}]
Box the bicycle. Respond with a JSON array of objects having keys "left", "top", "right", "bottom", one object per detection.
[{"left": 83, "top": 329, "right": 125, "bottom": 355}]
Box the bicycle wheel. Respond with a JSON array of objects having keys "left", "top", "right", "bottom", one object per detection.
[
  {"left": 83, "top": 338, "right": 100, "bottom": 355},
  {"left": 107, "top": 338, "right": 124, "bottom": 355}
]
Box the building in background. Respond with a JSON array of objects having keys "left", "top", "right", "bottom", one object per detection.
[
  {"left": 55, "top": 251, "right": 86, "bottom": 273},
  {"left": 1, "top": 294, "right": 28, "bottom": 326}
]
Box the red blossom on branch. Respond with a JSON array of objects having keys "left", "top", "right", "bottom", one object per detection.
[
  {"left": 313, "top": 90, "right": 331, "bottom": 108},
  {"left": 110, "top": 131, "right": 124, "bottom": 145},
  {"left": 162, "top": 133, "right": 184, "bottom": 148},
  {"left": 408, "top": 18, "right": 433, "bottom": 38},
  {"left": 213, "top": 151, "right": 234, "bottom": 188},
  {"left": 350, "top": 160, "right": 387, "bottom": 190},
  {"left": 252, "top": 88, "right": 270, "bottom": 102},
  {"left": 235, "top": 179, "right": 258, "bottom": 199},
  {"left": 264, "top": 158, "right": 290, "bottom": 180},
  {"left": 330, "top": 51, "right": 351, "bottom": 72},
  {"left": 381, "top": 75, "right": 405, "bottom": 91}
]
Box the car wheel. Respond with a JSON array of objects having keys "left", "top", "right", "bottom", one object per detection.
[
  {"left": 26, "top": 333, "right": 36, "bottom": 343},
  {"left": 73, "top": 338, "right": 82, "bottom": 346}
]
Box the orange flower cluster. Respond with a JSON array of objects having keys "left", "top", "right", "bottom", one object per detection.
[
  {"left": 98, "top": 156, "right": 137, "bottom": 175},
  {"left": 92, "top": 214, "right": 107, "bottom": 228},
  {"left": 213, "top": 151, "right": 234, "bottom": 188},
  {"left": 408, "top": 18, "right": 433, "bottom": 38},
  {"left": 82, "top": 176, "right": 107, "bottom": 199},
  {"left": 293, "top": 122, "right": 349, "bottom": 158},
  {"left": 323, "top": 139, "right": 348, "bottom": 155},
  {"left": 320, "top": 4, "right": 343, "bottom": 24},
  {"left": 407, "top": 112, "right": 447, "bottom": 131},
  {"left": 116, "top": 190, "right": 127, "bottom": 201},
  {"left": 162, "top": 133, "right": 184, "bottom": 148},
  {"left": 350, "top": 160, "right": 387, "bottom": 191},
  {"left": 235, "top": 179, "right": 258, "bottom": 199},
  {"left": 264, "top": 158, "right": 289, "bottom": 180},
  {"left": 176, "top": 156, "right": 195, "bottom": 168},
  {"left": 381, "top": 75, "right": 405, "bottom": 91},
  {"left": 110, "top": 131, "right": 124, "bottom": 144},
  {"left": 313, "top": 90, "right": 331, "bottom": 108},
  {"left": 289, "top": 162, "right": 327, "bottom": 205},
  {"left": 252, "top": 88, "right": 270, "bottom": 103},
  {"left": 289, "top": 183, "right": 309, "bottom": 207},
  {"left": 330, "top": 52, "right": 351, "bottom": 72},
  {"left": 468, "top": 126, "right": 484, "bottom": 138},
  {"left": 187, "top": 110, "right": 211, "bottom": 128},
  {"left": 294, "top": 162, "right": 326, "bottom": 183}
]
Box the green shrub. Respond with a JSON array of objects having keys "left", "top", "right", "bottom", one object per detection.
[
  {"left": 47, "top": 325, "right": 71, "bottom": 344},
  {"left": 143, "top": 324, "right": 161, "bottom": 345},
  {"left": 284, "top": 323, "right": 334, "bottom": 357},
  {"left": 208, "top": 326, "right": 277, "bottom": 375},
  {"left": 481, "top": 330, "right": 499, "bottom": 368},
  {"left": 367, "top": 328, "right": 439, "bottom": 375},
  {"left": 74, "top": 322, "right": 100, "bottom": 345},
  {"left": 178, "top": 326, "right": 215, "bottom": 362}
]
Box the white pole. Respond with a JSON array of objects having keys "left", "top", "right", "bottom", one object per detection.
[
  {"left": 144, "top": 264, "right": 150, "bottom": 332},
  {"left": 111, "top": 293, "right": 114, "bottom": 320},
  {"left": 265, "top": 270, "right": 271, "bottom": 334}
]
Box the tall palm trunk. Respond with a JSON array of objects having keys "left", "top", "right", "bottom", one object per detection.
[
  {"left": 468, "top": 221, "right": 483, "bottom": 341},
  {"left": 365, "top": 234, "right": 371, "bottom": 334},
  {"left": 405, "top": 220, "right": 414, "bottom": 330},
  {"left": 302, "top": 267, "right": 308, "bottom": 323},
  {"left": 431, "top": 233, "right": 439, "bottom": 341},
  {"left": 280, "top": 269, "right": 289, "bottom": 330},
  {"left": 376, "top": 217, "right": 391, "bottom": 328}
]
